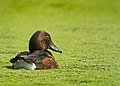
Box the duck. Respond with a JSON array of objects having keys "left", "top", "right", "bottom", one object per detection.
[
  {"left": 29, "top": 30, "right": 62, "bottom": 53},
  {"left": 10, "top": 50, "right": 58, "bottom": 70}
]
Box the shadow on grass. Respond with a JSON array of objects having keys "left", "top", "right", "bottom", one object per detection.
[{"left": 3, "top": 66, "right": 13, "bottom": 69}]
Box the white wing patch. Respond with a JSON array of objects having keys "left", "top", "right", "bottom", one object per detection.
[{"left": 13, "top": 59, "right": 36, "bottom": 70}]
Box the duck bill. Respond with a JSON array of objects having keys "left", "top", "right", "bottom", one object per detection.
[{"left": 49, "top": 43, "right": 62, "bottom": 53}]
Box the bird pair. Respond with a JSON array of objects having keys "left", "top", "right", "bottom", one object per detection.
[{"left": 10, "top": 30, "right": 62, "bottom": 70}]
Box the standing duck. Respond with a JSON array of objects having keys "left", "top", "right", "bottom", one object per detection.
[
  {"left": 29, "top": 30, "right": 62, "bottom": 53},
  {"left": 10, "top": 50, "right": 58, "bottom": 70}
]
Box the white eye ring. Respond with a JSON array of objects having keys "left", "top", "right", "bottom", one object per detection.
[{"left": 46, "top": 35, "right": 49, "bottom": 38}]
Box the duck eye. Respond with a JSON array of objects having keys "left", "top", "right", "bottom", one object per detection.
[{"left": 46, "top": 35, "right": 49, "bottom": 38}]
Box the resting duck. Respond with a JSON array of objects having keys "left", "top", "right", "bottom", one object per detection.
[
  {"left": 29, "top": 30, "right": 62, "bottom": 53},
  {"left": 10, "top": 50, "right": 58, "bottom": 70}
]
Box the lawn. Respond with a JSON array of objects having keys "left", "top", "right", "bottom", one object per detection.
[{"left": 0, "top": 0, "right": 120, "bottom": 86}]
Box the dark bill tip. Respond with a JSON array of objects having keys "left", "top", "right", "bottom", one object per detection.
[
  {"left": 49, "top": 43, "right": 62, "bottom": 53},
  {"left": 59, "top": 50, "right": 62, "bottom": 53}
]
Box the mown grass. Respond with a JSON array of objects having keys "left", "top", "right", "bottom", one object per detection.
[{"left": 0, "top": 0, "right": 120, "bottom": 86}]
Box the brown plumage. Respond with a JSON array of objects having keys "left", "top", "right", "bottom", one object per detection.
[
  {"left": 10, "top": 50, "right": 58, "bottom": 70},
  {"left": 10, "top": 30, "right": 61, "bottom": 70},
  {"left": 29, "top": 30, "right": 62, "bottom": 53}
]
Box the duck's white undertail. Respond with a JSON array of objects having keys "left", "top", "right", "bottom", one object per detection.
[{"left": 13, "top": 59, "right": 36, "bottom": 70}]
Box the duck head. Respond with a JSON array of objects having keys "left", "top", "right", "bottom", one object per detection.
[{"left": 29, "top": 30, "right": 62, "bottom": 53}]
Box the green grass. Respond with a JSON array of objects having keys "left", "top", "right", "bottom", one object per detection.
[{"left": 0, "top": 0, "right": 120, "bottom": 86}]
